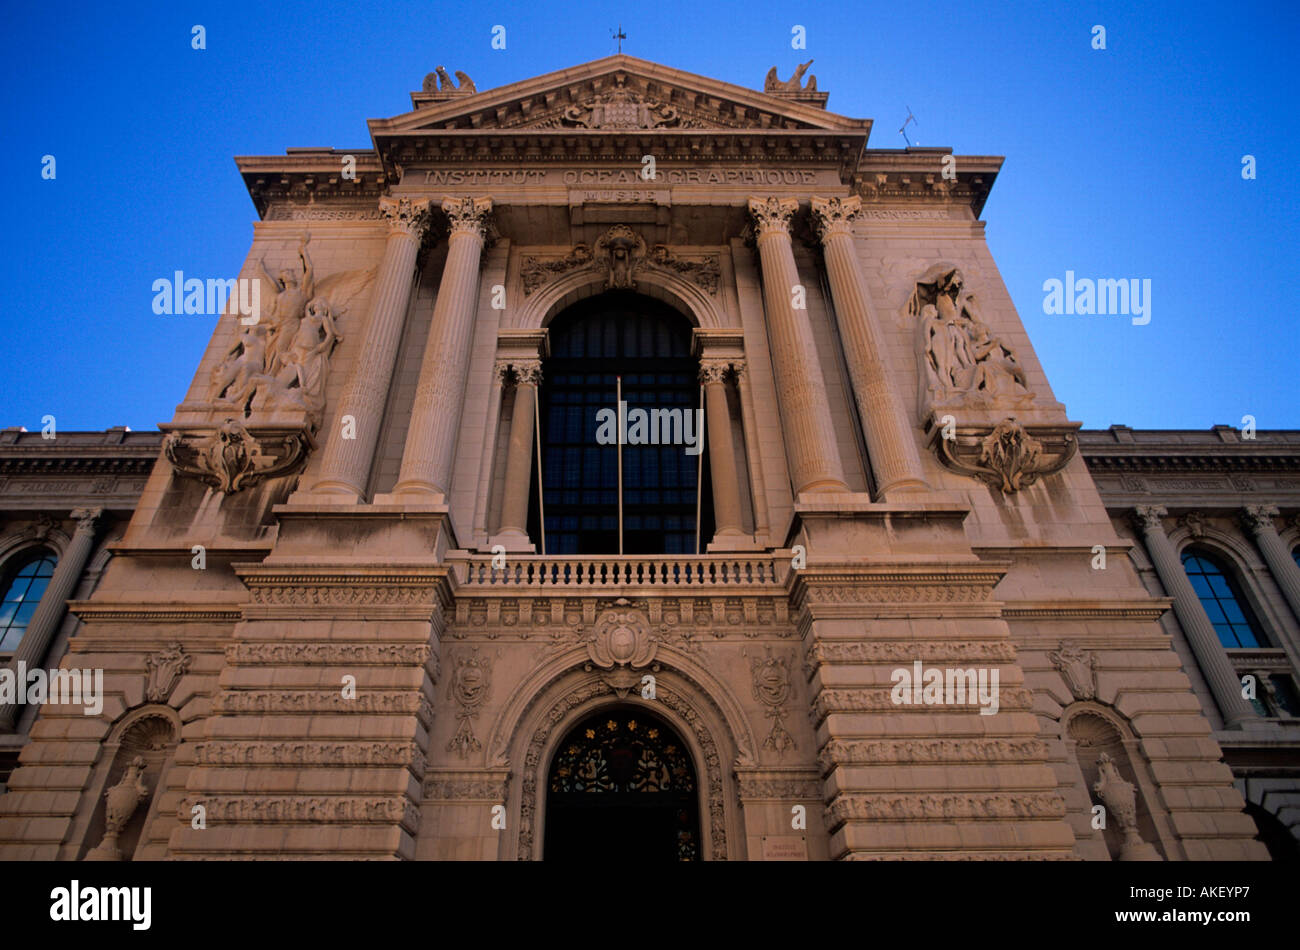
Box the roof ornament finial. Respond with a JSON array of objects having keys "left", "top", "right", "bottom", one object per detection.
[
  {"left": 764, "top": 59, "right": 816, "bottom": 93},
  {"left": 612, "top": 23, "right": 626, "bottom": 53}
]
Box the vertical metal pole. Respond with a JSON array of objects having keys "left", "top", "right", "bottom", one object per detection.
[
  {"left": 695, "top": 382, "right": 704, "bottom": 555},
  {"left": 534, "top": 378, "right": 546, "bottom": 557},
  {"left": 617, "top": 375, "right": 624, "bottom": 556}
]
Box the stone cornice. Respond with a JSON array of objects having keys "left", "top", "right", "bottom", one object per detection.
[
  {"left": 1083, "top": 451, "right": 1300, "bottom": 474},
  {"left": 1079, "top": 427, "right": 1300, "bottom": 474},
  {"left": 0, "top": 452, "right": 156, "bottom": 477},
  {"left": 852, "top": 149, "right": 1002, "bottom": 217},
  {"left": 232, "top": 563, "right": 455, "bottom": 620},
  {"left": 999, "top": 598, "right": 1172, "bottom": 621},
  {"left": 788, "top": 563, "right": 1009, "bottom": 612},
  {"left": 372, "top": 130, "right": 868, "bottom": 183},
  {"left": 236, "top": 150, "right": 389, "bottom": 218},
  {"left": 67, "top": 601, "right": 244, "bottom": 623}
]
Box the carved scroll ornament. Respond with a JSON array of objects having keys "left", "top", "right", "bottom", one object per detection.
[
  {"left": 520, "top": 227, "right": 720, "bottom": 297},
  {"left": 163, "top": 419, "right": 311, "bottom": 494},
  {"left": 933, "top": 417, "right": 1077, "bottom": 494}
]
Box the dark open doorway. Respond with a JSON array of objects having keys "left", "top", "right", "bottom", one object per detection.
[{"left": 543, "top": 707, "right": 701, "bottom": 861}]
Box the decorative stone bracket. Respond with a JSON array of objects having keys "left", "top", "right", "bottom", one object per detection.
[
  {"left": 926, "top": 416, "right": 1078, "bottom": 493},
  {"left": 161, "top": 418, "right": 312, "bottom": 494}
]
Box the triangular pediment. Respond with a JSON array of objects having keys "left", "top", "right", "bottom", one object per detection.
[{"left": 370, "top": 55, "right": 870, "bottom": 137}]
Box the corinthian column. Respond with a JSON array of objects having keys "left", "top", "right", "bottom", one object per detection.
[
  {"left": 810, "top": 195, "right": 927, "bottom": 496},
  {"left": 392, "top": 196, "right": 493, "bottom": 500},
  {"left": 746, "top": 196, "right": 848, "bottom": 495},
  {"left": 700, "top": 359, "right": 744, "bottom": 541},
  {"left": 310, "top": 196, "right": 432, "bottom": 500},
  {"left": 0, "top": 508, "right": 103, "bottom": 731},
  {"left": 1241, "top": 505, "right": 1300, "bottom": 629},
  {"left": 1132, "top": 506, "right": 1258, "bottom": 728},
  {"left": 496, "top": 360, "right": 541, "bottom": 550}
]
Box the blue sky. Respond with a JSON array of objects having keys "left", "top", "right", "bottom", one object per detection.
[{"left": 1, "top": 0, "right": 1295, "bottom": 431}]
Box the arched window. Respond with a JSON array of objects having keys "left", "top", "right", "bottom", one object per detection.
[
  {"left": 0, "top": 549, "right": 57, "bottom": 653},
  {"left": 534, "top": 292, "right": 712, "bottom": 554},
  {"left": 1181, "top": 549, "right": 1266, "bottom": 648}
]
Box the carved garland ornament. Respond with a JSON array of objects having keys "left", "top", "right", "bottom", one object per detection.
[
  {"left": 448, "top": 650, "right": 492, "bottom": 758},
  {"left": 517, "top": 679, "right": 727, "bottom": 861},
  {"left": 749, "top": 648, "right": 795, "bottom": 753}
]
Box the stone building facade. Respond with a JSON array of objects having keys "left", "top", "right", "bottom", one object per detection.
[{"left": 0, "top": 56, "right": 1295, "bottom": 860}]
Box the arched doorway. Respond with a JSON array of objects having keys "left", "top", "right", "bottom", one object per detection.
[
  {"left": 543, "top": 707, "right": 701, "bottom": 861},
  {"left": 531, "top": 291, "right": 714, "bottom": 554}
]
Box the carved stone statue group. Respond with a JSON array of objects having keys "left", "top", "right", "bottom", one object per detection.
[
  {"left": 910, "top": 266, "right": 1030, "bottom": 411},
  {"left": 207, "top": 234, "right": 367, "bottom": 428}
]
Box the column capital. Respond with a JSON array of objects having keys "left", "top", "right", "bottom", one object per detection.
[
  {"left": 809, "top": 194, "right": 862, "bottom": 242},
  {"left": 747, "top": 196, "right": 798, "bottom": 236},
  {"left": 699, "top": 359, "right": 731, "bottom": 385},
  {"left": 731, "top": 358, "right": 749, "bottom": 382},
  {"left": 378, "top": 195, "right": 433, "bottom": 239},
  {"left": 442, "top": 195, "right": 494, "bottom": 239},
  {"left": 1132, "top": 505, "right": 1169, "bottom": 534},
  {"left": 69, "top": 507, "right": 105, "bottom": 535},
  {"left": 493, "top": 360, "right": 512, "bottom": 384},
  {"left": 1240, "top": 504, "right": 1281, "bottom": 536},
  {"left": 513, "top": 360, "right": 543, "bottom": 386}
]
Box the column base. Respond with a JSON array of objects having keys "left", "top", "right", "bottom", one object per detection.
[
  {"left": 706, "top": 533, "right": 764, "bottom": 553},
  {"left": 795, "top": 478, "right": 851, "bottom": 494},
  {"left": 289, "top": 481, "right": 364, "bottom": 505},
  {"left": 488, "top": 530, "right": 536, "bottom": 554},
  {"left": 877, "top": 477, "right": 931, "bottom": 502},
  {"left": 375, "top": 483, "right": 449, "bottom": 506}
]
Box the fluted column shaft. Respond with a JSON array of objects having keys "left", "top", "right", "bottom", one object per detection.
[
  {"left": 747, "top": 196, "right": 848, "bottom": 495},
  {"left": 732, "top": 362, "right": 770, "bottom": 541},
  {"left": 1134, "top": 506, "right": 1258, "bottom": 728},
  {"left": 0, "top": 508, "right": 102, "bottom": 730},
  {"left": 812, "top": 195, "right": 927, "bottom": 495},
  {"left": 394, "top": 196, "right": 493, "bottom": 499},
  {"left": 312, "top": 197, "right": 432, "bottom": 499},
  {"left": 700, "top": 360, "right": 744, "bottom": 538},
  {"left": 1242, "top": 505, "right": 1300, "bottom": 627},
  {"left": 498, "top": 362, "right": 540, "bottom": 538}
]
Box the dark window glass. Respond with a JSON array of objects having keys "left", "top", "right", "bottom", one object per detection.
[
  {"left": 1181, "top": 551, "right": 1266, "bottom": 648},
  {"left": 0, "top": 551, "right": 57, "bottom": 653},
  {"left": 534, "top": 292, "right": 711, "bottom": 554}
]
